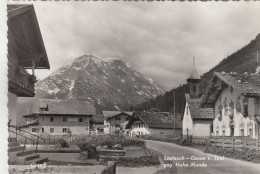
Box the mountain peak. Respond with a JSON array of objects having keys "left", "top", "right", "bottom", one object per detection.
[{"left": 35, "top": 55, "right": 164, "bottom": 113}]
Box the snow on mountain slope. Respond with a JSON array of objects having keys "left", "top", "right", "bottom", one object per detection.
[{"left": 35, "top": 55, "right": 165, "bottom": 112}]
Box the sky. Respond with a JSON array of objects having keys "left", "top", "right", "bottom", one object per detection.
[{"left": 8, "top": 1, "right": 260, "bottom": 90}]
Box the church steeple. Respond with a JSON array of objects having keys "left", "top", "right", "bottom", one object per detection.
[{"left": 187, "top": 57, "right": 201, "bottom": 98}]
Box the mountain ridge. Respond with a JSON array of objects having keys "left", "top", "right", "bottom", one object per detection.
[{"left": 35, "top": 54, "right": 165, "bottom": 113}]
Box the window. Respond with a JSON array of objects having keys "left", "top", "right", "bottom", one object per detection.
[
  {"left": 50, "top": 117, "right": 54, "bottom": 122},
  {"left": 42, "top": 128, "right": 44, "bottom": 133},
  {"left": 186, "top": 106, "right": 189, "bottom": 115},
  {"left": 240, "top": 129, "right": 244, "bottom": 136},
  {"left": 216, "top": 131, "right": 219, "bottom": 136},
  {"left": 63, "top": 117, "right": 67, "bottom": 122},
  {"left": 63, "top": 128, "right": 67, "bottom": 133},
  {"left": 243, "top": 104, "right": 248, "bottom": 117},
  {"left": 222, "top": 130, "right": 225, "bottom": 136},
  {"left": 249, "top": 129, "right": 253, "bottom": 137},
  {"left": 50, "top": 128, "right": 54, "bottom": 133},
  {"left": 78, "top": 118, "right": 83, "bottom": 122},
  {"left": 39, "top": 103, "right": 48, "bottom": 111},
  {"left": 42, "top": 117, "right": 44, "bottom": 122},
  {"left": 32, "top": 128, "right": 39, "bottom": 133},
  {"left": 210, "top": 124, "right": 213, "bottom": 134}
]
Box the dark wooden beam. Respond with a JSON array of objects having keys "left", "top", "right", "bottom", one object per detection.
[{"left": 18, "top": 53, "right": 44, "bottom": 62}]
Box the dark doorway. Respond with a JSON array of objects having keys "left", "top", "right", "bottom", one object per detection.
[{"left": 230, "top": 126, "right": 234, "bottom": 136}]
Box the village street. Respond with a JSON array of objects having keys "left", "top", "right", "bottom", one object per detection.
[{"left": 146, "top": 140, "right": 260, "bottom": 174}]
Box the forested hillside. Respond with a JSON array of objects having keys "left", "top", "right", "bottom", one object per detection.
[{"left": 134, "top": 34, "right": 260, "bottom": 114}]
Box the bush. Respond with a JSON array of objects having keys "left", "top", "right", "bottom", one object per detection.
[
  {"left": 77, "top": 134, "right": 145, "bottom": 150},
  {"left": 58, "top": 138, "right": 69, "bottom": 148}
]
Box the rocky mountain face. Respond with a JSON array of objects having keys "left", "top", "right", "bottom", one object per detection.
[{"left": 35, "top": 55, "right": 165, "bottom": 113}]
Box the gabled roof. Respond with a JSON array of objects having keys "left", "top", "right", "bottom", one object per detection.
[
  {"left": 8, "top": 4, "right": 50, "bottom": 69},
  {"left": 126, "top": 112, "right": 182, "bottom": 129},
  {"left": 91, "top": 114, "right": 104, "bottom": 123},
  {"left": 103, "top": 111, "right": 134, "bottom": 119},
  {"left": 22, "top": 99, "right": 96, "bottom": 117},
  {"left": 185, "top": 94, "right": 214, "bottom": 119},
  {"left": 202, "top": 72, "right": 260, "bottom": 106}
]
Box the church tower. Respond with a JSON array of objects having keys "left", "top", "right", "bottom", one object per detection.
[{"left": 187, "top": 58, "right": 201, "bottom": 98}]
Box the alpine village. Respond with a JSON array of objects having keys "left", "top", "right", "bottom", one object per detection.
[{"left": 6, "top": 4, "right": 260, "bottom": 174}]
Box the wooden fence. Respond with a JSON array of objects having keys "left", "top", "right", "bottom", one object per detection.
[
  {"left": 191, "top": 136, "right": 260, "bottom": 151},
  {"left": 210, "top": 136, "right": 260, "bottom": 150}
]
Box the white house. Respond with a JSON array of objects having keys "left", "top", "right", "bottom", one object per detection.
[
  {"left": 182, "top": 60, "right": 214, "bottom": 138},
  {"left": 202, "top": 72, "right": 260, "bottom": 139},
  {"left": 126, "top": 112, "right": 182, "bottom": 137},
  {"left": 103, "top": 111, "right": 134, "bottom": 134},
  {"left": 182, "top": 94, "right": 214, "bottom": 138},
  {"left": 19, "top": 99, "right": 96, "bottom": 135}
]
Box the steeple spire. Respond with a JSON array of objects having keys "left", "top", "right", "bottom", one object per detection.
[
  {"left": 187, "top": 57, "right": 201, "bottom": 98},
  {"left": 187, "top": 57, "right": 200, "bottom": 81}
]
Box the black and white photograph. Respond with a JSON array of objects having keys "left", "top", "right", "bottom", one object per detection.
[{"left": 1, "top": 0, "right": 260, "bottom": 173}]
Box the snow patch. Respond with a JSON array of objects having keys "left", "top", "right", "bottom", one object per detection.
[
  {"left": 134, "top": 72, "right": 140, "bottom": 77},
  {"left": 121, "top": 79, "right": 126, "bottom": 83},
  {"left": 147, "top": 78, "right": 154, "bottom": 84},
  {"left": 48, "top": 88, "right": 60, "bottom": 94},
  {"left": 136, "top": 91, "right": 144, "bottom": 95},
  {"left": 114, "top": 105, "right": 121, "bottom": 111},
  {"left": 97, "top": 98, "right": 103, "bottom": 105},
  {"left": 73, "top": 67, "right": 81, "bottom": 71}
]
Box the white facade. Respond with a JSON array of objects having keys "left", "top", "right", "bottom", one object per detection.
[
  {"left": 129, "top": 123, "right": 151, "bottom": 137},
  {"left": 104, "top": 119, "right": 110, "bottom": 134},
  {"left": 182, "top": 102, "right": 193, "bottom": 136},
  {"left": 103, "top": 114, "right": 130, "bottom": 134},
  {"left": 182, "top": 100, "right": 212, "bottom": 137},
  {"left": 22, "top": 126, "right": 89, "bottom": 136},
  {"left": 213, "top": 86, "right": 260, "bottom": 139}
]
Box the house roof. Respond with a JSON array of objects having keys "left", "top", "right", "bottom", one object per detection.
[
  {"left": 91, "top": 114, "right": 104, "bottom": 123},
  {"left": 103, "top": 111, "right": 134, "bottom": 119},
  {"left": 185, "top": 94, "right": 214, "bottom": 119},
  {"left": 202, "top": 72, "right": 260, "bottom": 106},
  {"left": 126, "top": 112, "right": 182, "bottom": 129},
  {"left": 7, "top": 4, "right": 50, "bottom": 69},
  {"left": 22, "top": 99, "right": 96, "bottom": 117}
]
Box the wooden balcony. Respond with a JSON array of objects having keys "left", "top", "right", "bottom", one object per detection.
[{"left": 8, "top": 61, "right": 37, "bottom": 97}]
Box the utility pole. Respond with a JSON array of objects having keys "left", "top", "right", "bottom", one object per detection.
[{"left": 174, "top": 90, "right": 176, "bottom": 137}]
